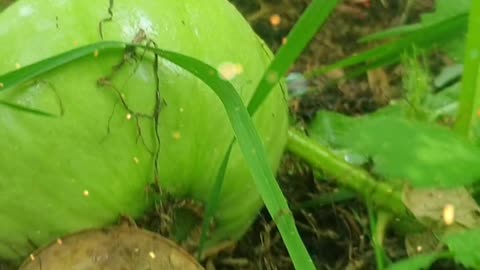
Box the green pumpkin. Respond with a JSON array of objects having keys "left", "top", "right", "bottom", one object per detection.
[{"left": 0, "top": 0, "right": 288, "bottom": 262}]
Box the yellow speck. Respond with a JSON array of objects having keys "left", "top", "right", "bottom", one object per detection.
[
  {"left": 148, "top": 251, "right": 156, "bottom": 259},
  {"left": 83, "top": 190, "right": 89, "bottom": 197},
  {"left": 15, "top": 63, "right": 21, "bottom": 69},
  {"left": 443, "top": 204, "right": 455, "bottom": 225},
  {"left": 282, "top": 37, "right": 288, "bottom": 45},
  {"left": 0, "top": 82, "right": 4, "bottom": 88},
  {"left": 94, "top": 49, "right": 99, "bottom": 58},
  {"left": 126, "top": 113, "right": 132, "bottom": 120},
  {"left": 416, "top": 245, "right": 422, "bottom": 252},
  {"left": 172, "top": 131, "right": 181, "bottom": 140},
  {"left": 133, "top": 156, "right": 140, "bottom": 164},
  {"left": 57, "top": 238, "right": 63, "bottom": 245},
  {"left": 29, "top": 254, "right": 35, "bottom": 261},
  {"left": 269, "top": 14, "right": 281, "bottom": 26}
]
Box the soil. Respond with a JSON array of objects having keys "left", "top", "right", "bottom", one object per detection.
[{"left": 0, "top": 0, "right": 465, "bottom": 270}]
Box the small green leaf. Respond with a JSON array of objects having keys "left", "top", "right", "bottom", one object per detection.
[
  {"left": 309, "top": 111, "right": 480, "bottom": 187},
  {"left": 442, "top": 228, "right": 480, "bottom": 269},
  {"left": 385, "top": 253, "right": 446, "bottom": 270}
]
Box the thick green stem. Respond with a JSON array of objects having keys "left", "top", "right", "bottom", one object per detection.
[{"left": 286, "top": 128, "right": 408, "bottom": 217}]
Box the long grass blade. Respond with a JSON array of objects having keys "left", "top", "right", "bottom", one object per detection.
[
  {"left": 197, "top": 140, "right": 234, "bottom": 259},
  {"left": 144, "top": 46, "right": 316, "bottom": 270},
  {"left": 0, "top": 41, "right": 316, "bottom": 269},
  {"left": 0, "top": 41, "right": 125, "bottom": 92},
  {"left": 454, "top": 1, "right": 480, "bottom": 140},
  {"left": 0, "top": 100, "right": 57, "bottom": 116},
  {"left": 307, "top": 13, "right": 467, "bottom": 78},
  {"left": 248, "top": 0, "right": 339, "bottom": 115}
]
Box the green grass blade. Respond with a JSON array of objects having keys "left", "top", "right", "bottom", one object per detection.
[
  {"left": 0, "top": 100, "right": 57, "bottom": 116},
  {"left": 247, "top": 0, "right": 339, "bottom": 115},
  {"left": 359, "top": 24, "right": 424, "bottom": 43},
  {"left": 454, "top": 1, "right": 480, "bottom": 140},
  {"left": 0, "top": 41, "right": 315, "bottom": 269},
  {"left": 0, "top": 41, "right": 126, "bottom": 92},
  {"left": 0, "top": 41, "right": 125, "bottom": 116},
  {"left": 145, "top": 46, "right": 316, "bottom": 270},
  {"left": 197, "top": 140, "right": 234, "bottom": 259},
  {"left": 307, "top": 14, "right": 467, "bottom": 78}
]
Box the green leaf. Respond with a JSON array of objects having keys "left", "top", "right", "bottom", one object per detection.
[
  {"left": 385, "top": 252, "right": 446, "bottom": 270},
  {"left": 442, "top": 228, "right": 480, "bottom": 269},
  {"left": 308, "top": 111, "right": 480, "bottom": 187},
  {"left": 421, "top": 0, "right": 471, "bottom": 25}
]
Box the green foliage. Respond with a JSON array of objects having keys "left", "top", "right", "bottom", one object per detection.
[
  {"left": 402, "top": 53, "right": 432, "bottom": 120},
  {"left": 309, "top": 0, "right": 470, "bottom": 78},
  {"left": 442, "top": 229, "right": 480, "bottom": 269},
  {"left": 308, "top": 110, "right": 480, "bottom": 188},
  {"left": 385, "top": 253, "right": 446, "bottom": 270},
  {"left": 454, "top": 0, "right": 480, "bottom": 142}
]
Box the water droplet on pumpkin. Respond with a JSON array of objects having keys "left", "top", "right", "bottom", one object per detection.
[
  {"left": 83, "top": 190, "right": 89, "bottom": 197},
  {"left": 218, "top": 62, "right": 243, "bottom": 80},
  {"left": 149, "top": 251, "right": 156, "bottom": 259},
  {"left": 126, "top": 113, "right": 132, "bottom": 120}
]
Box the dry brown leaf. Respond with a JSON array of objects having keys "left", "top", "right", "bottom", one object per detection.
[{"left": 403, "top": 187, "right": 480, "bottom": 230}]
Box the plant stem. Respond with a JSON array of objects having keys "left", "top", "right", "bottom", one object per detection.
[
  {"left": 286, "top": 128, "right": 408, "bottom": 217},
  {"left": 454, "top": 0, "right": 480, "bottom": 140}
]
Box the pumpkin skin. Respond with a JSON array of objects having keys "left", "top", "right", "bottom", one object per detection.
[{"left": 0, "top": 0, "right": 288, "bottom": 262}]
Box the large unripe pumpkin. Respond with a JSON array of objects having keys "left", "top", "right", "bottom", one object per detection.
[{"left": 0, "top": 0, "right": 288, "bottom": 262}]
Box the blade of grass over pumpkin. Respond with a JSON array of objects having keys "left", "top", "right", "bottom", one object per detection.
[
  {"left": 0, "top": 100, "right": 57, "bottom": 117},
  {"left": 454, "top": 1, "right": 480, "bottom": 140},
  {"left": 247, "top": 0, "right": 338, "bottom": 115},
  {"left": 0, "top": 41, "right": 315, "bottom": 269},
  {"left": 0, "top": 41, "right": 126, "bottom": 92},
  {"left": 197, "top": 140, "right": 234, "bottom": 259},
  {"left": 307, "top": 14, "right": 467, "bottom": 78},
  {"left": 142, "top": 45, "right": 316, "bottom": 270}
]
